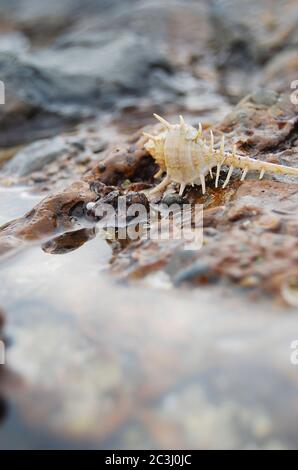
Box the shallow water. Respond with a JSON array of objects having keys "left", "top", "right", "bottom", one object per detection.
[
  {"left": 0, "top": 186, "right": 45, "bottom": 226},
  {"left": 1, "top": 186, "right": 298, "bottom": 449}
]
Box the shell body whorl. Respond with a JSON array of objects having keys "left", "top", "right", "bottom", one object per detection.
[{"left": 163, "top": 125, "right": 209, "bottom": 184}]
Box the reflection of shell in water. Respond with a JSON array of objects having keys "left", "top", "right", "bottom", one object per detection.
[{"left": 281, "top": 275, "right": 298, "bottom": 307}]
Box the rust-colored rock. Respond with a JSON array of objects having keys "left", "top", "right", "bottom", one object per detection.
[
  {"left": 85, "top": 133, "right": 157, "bottom": 187},
  {"left": 0, "top": 181, "right": 95, "bottom": 254},
  {"left": 219, "top": 92, "right": 298, "bottom": 153}
]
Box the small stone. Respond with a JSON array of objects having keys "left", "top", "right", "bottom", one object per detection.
[
  {"left": 30, "top": 172, "right": 48, "bottom": 183},
  {"left": 164, "top": 250, "right": 198, "bottom": 277},
  {"left": 258, "top": 215, "right": 281, "bottom": 232},
  {"left": 250, "top": 89, "right": 279, "bottom": 107},
  {"left": 203, "top": 227, "right": 218, "bottom": 237},
  {"left": 173, "top": 260, "right": 217, "bottom": 286},
  {"left": 98, "top": 162, "right": 106, "bottom": 173},
  {"left": 240, "top": 275, "right": 261, "bottom": 288},
  {"left": 76, "top": 153, "right": 91, "bottom": 164},
  {"left": 125, "top": 192, "right": 150, "bottom": 212},
  {"left": 228, "top": 204, "right": 261, "bottom": 222},
  {"left": 161, "top": 193, "right": 188, "bottom": 206}
]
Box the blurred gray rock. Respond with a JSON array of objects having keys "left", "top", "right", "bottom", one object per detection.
[
  {"left": 0, "top": 0, "right": 136, "bottom": 44},
  {"left": 3, "top": 136, "right": 70, "bottom": 177},
  {"left": 261, "top": 50, "right": 298, "bottom": 94},
  {"left": 209, "top": 0, "right": 298, "bottom": 64},
  {"left": 0, "top": 31, "right": 171, "bottom": 146},
  {"left": 26, "top": 32, "right": 170, "bottom": 107},
  {"left": 209, "top": 0, "right": 298, "bottom": 100}
]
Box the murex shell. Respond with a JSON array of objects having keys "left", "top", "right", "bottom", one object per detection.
[{"left": 143, "top": 114, "right": 298, "bottom": 196}]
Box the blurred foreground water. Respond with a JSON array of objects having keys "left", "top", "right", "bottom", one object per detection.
[{"left": 1, "top": 188, "right": 298, "bottom": 449}]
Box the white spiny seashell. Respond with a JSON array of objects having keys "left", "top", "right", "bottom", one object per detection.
[{"left": 143, "top": 114, "right": 298, "bottom": 196}]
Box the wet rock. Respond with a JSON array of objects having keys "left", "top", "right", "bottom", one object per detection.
[
  {"left": 194, "top": 180, "right": 298, "bottom": 292},
  {"left": 173, "top": 260, "right": 218, "bottom": 286},
  {"left": 0, "top": 52, "right": 80, "bottom": 147},
  {"left": 109, "top": 171, "right": 298, "bottom": 297},
  {"left": 87, "top": 191, "right": 150, "bottom": 225},
  {"left": 68, "top": 201, "right": 86, "bottom": 219},
  {"left": 0, "top": 130, "right": 157, "bottom": 256},
  {"left": 161, "top": 193, "right": 188, "bottom": 206},
  {"left": 42, "top": 227, "right": 97, "bottom": 254},
  {"left": 203, "top": 206, "right": 226, "bottom": 228},
  {"left": 125, "top": 192, "right": 150, "bottom": 212},
  {"left": 27, "top": 31, "right": 170, "bottom": 105},
  {"left": 125, "top": 182, "right": 152, "bottom": 192},
  {"left": 1, "top": 129, "right": 109, "bottom": 190},
  {"left": 0, "top": 181, "right": 95, "bottom": 254},
  {"left": 58, "top": 0, "right": 211, "bottom": 65},
  {"left": 210, "top": 0, "right": 298, "bottom": 67},
  {"left": 250, "top": 89, "right": 279, "bottom": 107},
  {"left": 0, "top": 0, "right": 229, "bottom": 148},
  {"left": 3, "top": 136, "right": 71, "bottom": 177},
  {"left": 209, "top": 0, "right": 298, "bottom": 100},
  {"left": 0, "top": 28, "right": 172, "bottom": 147},
  {"left": 261, "top": 50, "right": 298, "bottom": 94},
  {"left": 89, "top": 181, "right": 119, "bottom": 198},
  {"left": 210, "top": 0, "right": 298, "bottom": 64},
  {"left": 164, "top": 250, "right": 198, "bottom": 277},
  {"left": 86, "top": 135, "right": 158, "bottom": 187},
  {"left": 0, "top": 0, "right": 128, "bottom": 45},
  {"left": 90, "top": 190, "right": 121, "bottom": 211},
  {"left": 210, "top": 0, "right": 258, "bottom": 61},
  {"left": 257, "top": 214, "right": 281, "bottom": 232},
  {"left": 219, "top": 91, "right": 298, "bottom": 153},
  {"left": 111, "top": 238, "right": 181, "bottom": 280},
  {"left": 227, "top": 204, "right": 262, "bottom": 222}
]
